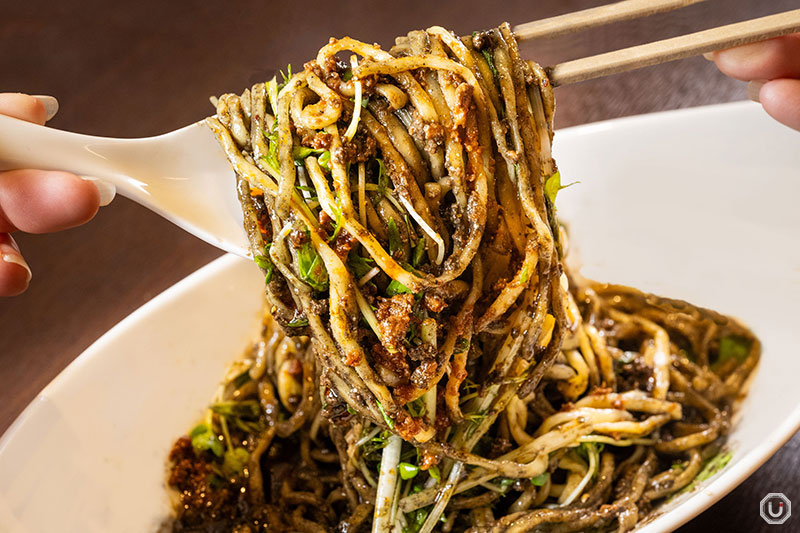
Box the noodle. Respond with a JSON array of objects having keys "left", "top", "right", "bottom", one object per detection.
[{"left": 166, "top": 23, "right": 759, "bottom": 533}]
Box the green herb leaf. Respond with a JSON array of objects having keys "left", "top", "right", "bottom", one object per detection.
[
  {"left": 675, "top": 451, "right": 733, "bottom": 499},
  {"left": 544, "top": 171, "right": 578, "bottom": 206},
  {"left": 222, "top": 447, "right": 250, "bottom": 478},
  {"left": 293, "top": 145, "right": 325, "bottom": 165},
  {"left": 386, "top": 279, "right": 413, "bottom": 296},
  {"left": 695, "top": 451, "right": 732, "bottom": 483},
  {"left": 530, "top": 472, "right": 549, "bottom": 486},
  {"left": 497, "top": 477, "right": 515, "bottom": 492},
  {"left": 346, "top": 405, "right": 357, "bottom": 415},
  {"left": 210, "top": 400, "right": 261, "bottom": 419},
  {"left": 387, "top": 219, "right": 402, "bottom": 255},
  {"left": 428, "top": 465, "right": 441, "bottom": 482},
  {"left": 406, "top": 397, "right": 426, "bottom": 418},
  {"left": 278, "top": 64, "right": 293, "bottom": 91},
  {"left": 716, "top": 335, "right": 751, "bottom": 367},
  {"left": 342, "top": 68, "right": 353, "bottom": 81},
  {"left": 347, "top": 252, "right": 375, "bottom": 279},
  {"left": 190, "top": 424, "right": 224, "bottom": 457},
  {"left": 412, "top": 237, "right": 426, "bottom": 268},
  {"left": 318, "top": 151, "right": 332, "bottom": 172},
  {"left": 376, "top": 400, "right": 395, "bottom": 429},
  {"left": 327, "top": 202, "right": 344, "bottom": 243},
  {"left": 254, "top": 246, "right": 274, "bottom": 285},
  {"left": 298, "top": 240, "right": 329, "bottom": 292},
  {"left": 520, "top": 264, "right": 529, "bottom": 283},
  {"left": 287, "top": 317, "right": 309, "bottom": 327},
  {"left": 398, "top": 462, "right": 420, "bottom": 480},
  {"left": 375, "top": 158, "right": 388, "bottom": 200},
  {"left": 482, "top": 49, "right": 498, "bottom": 79},
  {"left": 403, "top": 506, "right": 430, "bottom": 533},
  {"left": 189, "top": 423, "right": 209, "bottom": 439}
]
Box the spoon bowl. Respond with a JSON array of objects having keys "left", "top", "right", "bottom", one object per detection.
[{"left": 0, "top": 115, "right": 249, "bottom": 257}]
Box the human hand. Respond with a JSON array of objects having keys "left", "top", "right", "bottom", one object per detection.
[
  {"left": 0, "top": 93, "right": 115, "bottom": 296},
  {"left": 707, "top": 34, "right": 800, "bottom": 131}
]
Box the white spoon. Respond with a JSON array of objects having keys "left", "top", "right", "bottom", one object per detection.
[{"left": 0, "top": 114, "right": 249, "bottom": 257}]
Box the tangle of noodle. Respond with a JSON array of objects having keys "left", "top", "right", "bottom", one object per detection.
[{"left": 166, "top": 23, "right": 759, "bottom": 533}]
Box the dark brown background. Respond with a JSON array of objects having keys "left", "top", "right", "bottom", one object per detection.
[{"left": 1, "top": 0, "right": 797, "bottom": 531}]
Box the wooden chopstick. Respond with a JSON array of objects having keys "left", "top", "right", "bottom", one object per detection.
[
  {"left": 547, "top": 9, "right": 800, "bottom": 87},
  {"left": 513, "top": 0, "right": 706, "bottom": 42}
]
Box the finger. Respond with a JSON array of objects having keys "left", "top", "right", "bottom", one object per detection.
[
  {"left": 709, "top": 34, "right": 800, "bottom": 81},
  {"left": 760, "top": 79, "right": 800, "bottom": 132},
  {"left": 0, "top": 233, "right": 31, "bottom": 297},
  {"left": 0, "top": 170, "right": 100, "bottom": 233},
  {"left": 0, "top": 93, "right": 48, "bottom": 125}
]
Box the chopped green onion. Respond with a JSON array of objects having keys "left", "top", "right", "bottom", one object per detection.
[
  {"left": 287, "top": 317, "right": 309, "bottom": 327},
  {"left": 428, "top": 465, "right": 441, "bottom": 482}
]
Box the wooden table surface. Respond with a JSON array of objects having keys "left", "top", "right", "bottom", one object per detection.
[{"left": 1, "top": 1, "right": 797, "bottom": 531}]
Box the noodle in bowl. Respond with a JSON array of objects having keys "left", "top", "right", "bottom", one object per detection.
[{"left": 162, "top": 23, "right": 762, "bottom": 533}]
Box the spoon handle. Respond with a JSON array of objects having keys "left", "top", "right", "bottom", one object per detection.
[{"left": 0, "top": 114, "right": 126, "bottom": 181}]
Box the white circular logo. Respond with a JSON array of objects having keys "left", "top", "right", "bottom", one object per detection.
[{"left": 760, "top": 493, "right": 791, "bottom": 525}]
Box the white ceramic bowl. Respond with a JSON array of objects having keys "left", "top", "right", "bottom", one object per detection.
[{"left": 1, "top": 102, "right": 798, "bottom": 532}]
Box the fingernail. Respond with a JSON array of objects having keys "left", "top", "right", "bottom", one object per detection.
[
  {"left": 80, "top": 176, "right": 116, "bottom": 206},
  {"left": 702, "top": 52, "right": 715, "bottom": 61},
  {"left": 32, "top": 95, "right": 59, "bottom": 121},
  {"left": 747, "top": 81, "right": 766, "bottom": 103},
  {"left": 0, "top": 243, "right": 32, "bottom": 283}
]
